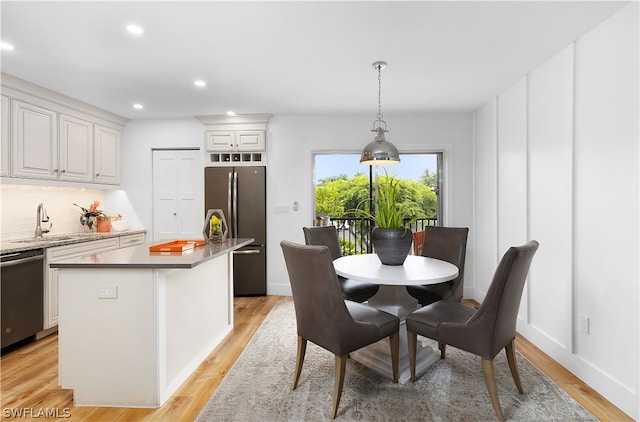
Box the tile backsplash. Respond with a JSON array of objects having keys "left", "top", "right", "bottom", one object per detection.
[{"left": 0, "top": 184, "right": 106, "bottom": 241}]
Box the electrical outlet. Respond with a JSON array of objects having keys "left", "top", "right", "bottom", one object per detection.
[
  {"left": 98, "top": 285, "right": 118, "bottom": 299},
  {"left": 579, "top": 315, "right": 590, "bottom": 334}
]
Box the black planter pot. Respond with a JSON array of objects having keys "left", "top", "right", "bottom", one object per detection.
[{"left": 371, "top": 228, "right": 413, "bottom": 265}]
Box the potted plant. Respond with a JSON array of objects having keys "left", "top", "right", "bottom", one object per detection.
[
  {"left": 352, "top": 174, "right": 418, "bottom": 265},
  {"left": 74, "top": 201, "right": 109, "bottom": 232}
]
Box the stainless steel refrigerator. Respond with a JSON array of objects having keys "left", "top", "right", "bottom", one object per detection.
[{"left": 204, "top": 166, "right": 266, "bottom": 296}]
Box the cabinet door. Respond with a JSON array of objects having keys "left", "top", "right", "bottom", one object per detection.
[
  {"left": 59, "top": 114, "right": 93, "bottom": 182},
  {"left": 12, "top": 99, "right": 58, "bottom": 179},
  {"left": 94, "top": 124, "right": 121, "bottom": 185},
  {"left": 236, "top": 131, "right": 264, "bottom": 151},
  {"left": 0, "top": 94, "right": 9, "bottom": 176},
  {"left": 206, "top": 131, "right": 235, "bottom": 151}
]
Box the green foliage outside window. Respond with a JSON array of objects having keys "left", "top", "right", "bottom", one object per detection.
[{"left": 315, "top": 173, "right": 437, "bottom": 220}]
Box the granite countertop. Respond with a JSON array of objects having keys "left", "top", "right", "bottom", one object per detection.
[
  {"left": 49, "top": 238, "right": 254, "bottom": 269},
  {"left": 0, "top": 230, "right": 147, "bottom": 254}
]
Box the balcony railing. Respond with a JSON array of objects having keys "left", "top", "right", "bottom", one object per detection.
[{"left": 327, "top": 217, "right": 438, "bottom": 256}]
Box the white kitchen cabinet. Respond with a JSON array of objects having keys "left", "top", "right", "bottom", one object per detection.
[
  {"left": 45, "top": 238, "right": 119, "bottom": 329},
  {"left": 118, "top": 233, "right": 145, "bottom": 248},
  {"left": 59, "top": 114, "right": 93, "bottom": 182},
  {"left": 11, "top": 99, "right": 58, "bottom": 179},
  {"left": 1, "top": 94, "right": 9, "bottom": 176},
  {"left": 94, "top": 124, "right": 121, "bottom": 185},
  {"left": 205, "top": 130, "right": 264, "bottom": 152},
  {"left": 236, "top": 130, "right": 264, "bottom": 150},
  {"left": 206, "top": 131, "right": 235, "bottom": 151}
]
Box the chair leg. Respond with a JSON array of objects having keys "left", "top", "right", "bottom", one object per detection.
[
  {"left": 505, "top": 340, "right": 524, "bottom": 394},
  {"left": 481, "top": 358, "right": 505, "bottom": 422},
  {"left": 292, "top": 336, "right": 307, "bottom": 390},
  {"left": 438, "top": 342, "right": 447, "bottom": 359},
  {"left": 389, "top": 332, "right": 399, "bottom": 383},
  {"left": 407, "top": 330, "right": 417, "bottom": 382},
  {"left": 331, "top": 355, "right": 347, "bottom": 419}
]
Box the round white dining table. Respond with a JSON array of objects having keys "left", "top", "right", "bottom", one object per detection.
[{"left": 333, "top": 253, "right": 459, "bottom": 384}]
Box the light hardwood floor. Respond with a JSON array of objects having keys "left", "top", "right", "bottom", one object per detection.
[{"left": 0, "top": 296, "right": 632, "bottom": 421}]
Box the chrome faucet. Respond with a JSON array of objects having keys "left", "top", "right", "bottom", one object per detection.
[{"left": 35, "top": 203, "right": 52, "bottom": 238}]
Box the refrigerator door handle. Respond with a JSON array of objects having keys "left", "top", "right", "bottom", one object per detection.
[
  {"left": 227, "top": 170, "right": 233, "bottom": 237},
  {"left": 233, "top": 171, "right": 239, "bottom": 238},
  {"left": 233, "top": 249, "right": 261, "bottom": 255}
]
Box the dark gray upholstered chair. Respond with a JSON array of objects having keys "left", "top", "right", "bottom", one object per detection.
[
  {"left": 406, "top": 240, "right": 539, "bottom": 422},
  {"left": 406, "top": 226, "right": 469, "bottom": 306},
  {"left": 303, "top": 226, "right": 379, "bottom": 303},
  {"left": 280, "top": 240, "right": 400, "bottom": 419}
]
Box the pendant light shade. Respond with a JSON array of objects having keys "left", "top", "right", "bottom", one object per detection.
[{"left": 360, "top": 61, "right": 400, "bottom": 166}]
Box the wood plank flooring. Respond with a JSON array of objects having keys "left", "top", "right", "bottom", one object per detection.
[{"left": 0, "top": 296, "right": 632, "bottom": 421}]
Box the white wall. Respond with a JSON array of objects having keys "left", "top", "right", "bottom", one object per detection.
[
  {"left": 120, "top": 114, "right": 473, "bottom": 295},
  {"left": 472, "top": 3, "right": 639, "bottom": 418},
  {"left": 266, "top": 113, "right": 474, "bottom": 295},
  {"left": 118, "top": 118, "right": 205, "bottom": 242}
]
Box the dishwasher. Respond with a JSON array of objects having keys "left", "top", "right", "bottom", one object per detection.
[{"left": 1, "top": 249, "right": 44, "bottom": 350}]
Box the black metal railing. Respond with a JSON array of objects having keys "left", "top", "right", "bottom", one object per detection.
[{"left": 326, "top": 217, "right": 438, "bottom": 256}]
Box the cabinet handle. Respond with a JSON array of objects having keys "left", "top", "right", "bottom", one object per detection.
[
  {"left": 96, "top": 173, "right": 100, "bottom": 176},
  {"left": 60, "top": 169, "right": 66, "bottom": 173},
  {"left": 54, "top": 169, "right": 59, "bottom": 173}
]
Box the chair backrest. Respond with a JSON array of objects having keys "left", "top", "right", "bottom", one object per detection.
[
  {"left": 468, "top": 240, "right": 539, "bottom": 358},
  {"left": 302, "top": 226, "right": 343, "bottom": 260},
  {"left": 421, "top": 226, "right": 469, "bottom": 301},
  {"left": 280, "top": 240, "right": 354, "bottom": 354}
]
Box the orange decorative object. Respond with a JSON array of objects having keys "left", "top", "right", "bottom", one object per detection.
[
  {"left": 96, "top": 218, "right": 111, "bottom": 232},
  {"left": 149, "top": 240, "right": 206, "bottom": 252},
  {"left": 413, "top": 230, "right": 425, "bottom": 256}
]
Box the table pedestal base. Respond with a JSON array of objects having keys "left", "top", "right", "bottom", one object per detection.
[
  {"left": 350, "top": 285, "right": 440, "bottom": 384},
  {"left": 350, "top": 321, "right": 439, "bottom": 384}
]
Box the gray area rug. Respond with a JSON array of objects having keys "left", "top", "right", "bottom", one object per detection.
[{"left": 197, "top": 300, "right": 595, "bottom": 421}]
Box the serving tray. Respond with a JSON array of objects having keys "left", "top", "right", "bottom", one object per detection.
[{"left": 149, "top": 239, "right": 206, "bottom": 252}]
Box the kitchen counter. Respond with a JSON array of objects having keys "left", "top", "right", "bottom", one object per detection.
[
  {"left": 55, "top": 237, "right": 250, "bottom": 408},
  {"left": 0, "top": 230, "right": 147, "bottom": 254},
  {"left": 50, "top": 238, "right": 253, "bottom": 269}
]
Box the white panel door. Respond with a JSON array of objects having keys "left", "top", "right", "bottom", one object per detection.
[{"left": 152, "top": 149, "right": 202, "bottom": 241}]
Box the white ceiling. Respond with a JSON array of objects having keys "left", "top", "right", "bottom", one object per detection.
[{"left": 0, "top": 1, "right": 628, "bottom": 120}]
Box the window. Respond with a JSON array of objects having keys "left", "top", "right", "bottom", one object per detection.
[{"left": 314, "top": 153, "right": 442, "bottom": 253}]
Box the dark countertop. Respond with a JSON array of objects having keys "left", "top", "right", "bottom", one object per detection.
[
  {"left": 0, "top": 230, "right": 147, "bottom": 254},
  {"left": 49, "top": 238, "right": 254, "bottom": 269}
]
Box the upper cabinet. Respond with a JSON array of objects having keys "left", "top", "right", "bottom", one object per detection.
[
  {"left": 1, "top": 94, "right": 11, "bottom": 177},
  {"left": 198, "top": 113, "right": 271, "bottom": 166},
  {"left": 1, "top": 73, "right": 127, "bottom": 186},
  {"left": 94, "top": 124, "right": 120, "bottom": 185},
  {"left": 205, "top": 130, "right": 265, "bottom": 152},
  {"left": 59, "top": 114, "right": 93, "bottom": 182},
  {"left": 11, "top": 99, "right": 58, "bottom": 179}
]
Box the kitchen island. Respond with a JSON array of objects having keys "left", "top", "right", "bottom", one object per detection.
[{"left": 50, "top": 238, "right": 253, "bottom": 408}]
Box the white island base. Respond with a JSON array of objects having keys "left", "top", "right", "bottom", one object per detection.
[{"left": 55, "top": 241, "right": 247, "bottom": 408}]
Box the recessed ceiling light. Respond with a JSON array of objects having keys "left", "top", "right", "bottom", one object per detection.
[
  {"left": 226, "top": 111, "right": 236, "bottom": 116},
  {"left": 194, "top": 80, "right": 206, "bottom": 87},
  {"left": 126, "top": 24, "right": 144, "bottom": 35},
  {"left": 0, "top": 41, "right": 15, "bottom": 51},
  {"left": 133, "top": 103, "right": 144, "bottom": 110}
]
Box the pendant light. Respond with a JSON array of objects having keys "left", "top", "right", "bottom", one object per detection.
[{"left": 360, "top": 61, "right": 400, "bottom": 166}]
